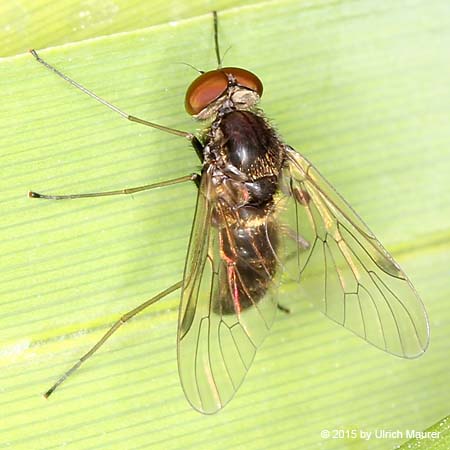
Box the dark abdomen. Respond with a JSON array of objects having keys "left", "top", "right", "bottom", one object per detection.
[{"left": 215, "top": 207, "right": 278, "bottom": 315}]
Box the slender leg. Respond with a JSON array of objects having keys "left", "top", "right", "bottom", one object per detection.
[
  {"left": 44, "top": 280, "right": 183, "bottom": 398},
  {"left": 29, "top": 173, "right": 200, "bottom": 200},
  {"left": 282, "top": 225, "right": 310, "bottom": 250},
  {"left": 29, "top": 50, "right": 205, "bottom": 161}
]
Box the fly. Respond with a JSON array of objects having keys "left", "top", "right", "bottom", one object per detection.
[{"left": 30, "top": 11, "right": 430, "bottom": 414}]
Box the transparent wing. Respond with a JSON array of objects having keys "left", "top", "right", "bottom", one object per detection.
[
  {"left": 177, "top": 173, "right": 278, "bottom": 414},
  {"left": 280, "top": 146, "right": 429, "bottom": 358}
]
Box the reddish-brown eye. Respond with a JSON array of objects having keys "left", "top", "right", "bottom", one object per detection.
[
  {"left": 225, "top": 68, "right": 263, "bottom": 98},
  {"left": 185, "top": 67, "right": 263, "bottom": 115}
]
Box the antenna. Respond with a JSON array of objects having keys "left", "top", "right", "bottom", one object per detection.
[{"left": 213, "top": 11, "right": 222, "bottom": 68}]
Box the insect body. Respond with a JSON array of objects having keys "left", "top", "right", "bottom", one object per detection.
[
  {"left": 30, "top": 12, "right": 429, "bottom": 414},
  {"left": 204, "top": 106, "right": 283, "bottom": 313}
]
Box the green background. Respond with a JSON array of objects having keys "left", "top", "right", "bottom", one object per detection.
[{"left": 1, "top": 0, "right": 449, "bottom": 449}]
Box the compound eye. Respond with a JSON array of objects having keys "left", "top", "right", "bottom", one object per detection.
[
  {"left": 185, "top": 70, "right": 228, "bottom": 115},
  {"left": 224, "top": 67, "right": 263, "bottom": 98}
]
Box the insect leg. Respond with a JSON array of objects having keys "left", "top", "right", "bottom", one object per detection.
[
  {"left": 30, "top": 49, "right": 197, "bottom": 142},
  {"left": 44, "top": 280, "right": 183, "bottom": 398},
  {"left": 29, "top": 173, "right": 200, "bottom": 200},
  {"left": 282, "top": 225, "right": 310, "bottom": 250}
]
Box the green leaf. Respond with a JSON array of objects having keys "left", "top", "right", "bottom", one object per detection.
[
  {"left": 1, "top": 1, "right": 449, "bottom": 449},
  {"left": 397, "top": 415, "right": 450, "bottom": 450},
  {"left": 0, "top": 0, "right": 263, "bottom": 57}
]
